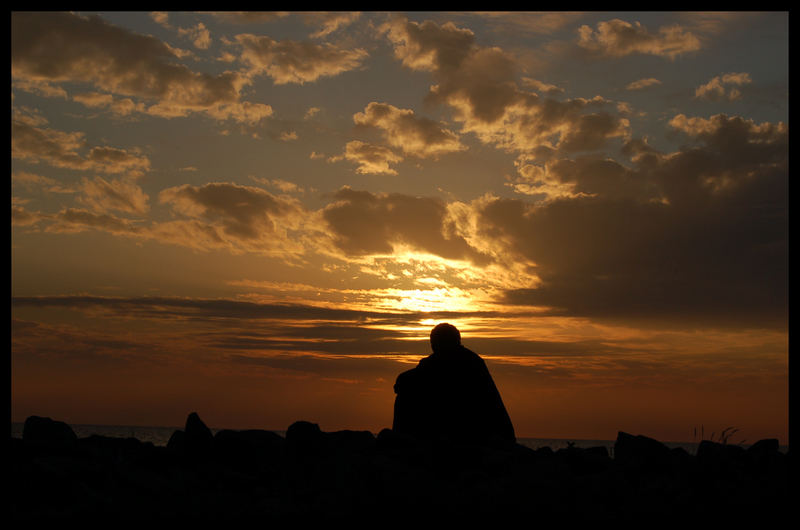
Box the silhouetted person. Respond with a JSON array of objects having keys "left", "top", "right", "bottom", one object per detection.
[{"left": 392, "top": 323, "right": 515, "bottom": 445}]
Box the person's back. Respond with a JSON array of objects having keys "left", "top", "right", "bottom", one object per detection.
[{"left": 392, "top": 323, "right": 515, "bottom": 445}]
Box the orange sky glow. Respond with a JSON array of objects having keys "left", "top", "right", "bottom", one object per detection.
[{"left": 11, "top": 11, "right": 788, "bottom": 444}]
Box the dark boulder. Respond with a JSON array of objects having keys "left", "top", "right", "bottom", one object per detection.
[
  {"left": 326, "top": 429, "right": 375, "bottom": 454},
  {"left": 213, "top": 429, "right": 286, "bottom": 473},
  {"left": 614, "top": 431, "right": 672, "bottom": 473},
  {"left": 747, "top": 438, "right": 779, "bottom": 457},
  {"left": 185, "top": 412, "right": 214, "bottom": 453},
  {"left": 696, "top": 440, "right": 746, "bottom": 462},
  {"left": 166, "top": 429, "right": 185, "bottom": 452},
  {"left": 166, "top": 412, "right": 214, "bottom": 458},
  {"left": 286, "top": 420, "right": 324, "bottom": 456},
  {"left": 22, "top": 416, "right": 77, "bottom": 445},
  {"left": 570, "top": 445, "right": 612, "bottom": 475},
  {"left": 696, "top": 440, "right": 747, "bottom": 481}
]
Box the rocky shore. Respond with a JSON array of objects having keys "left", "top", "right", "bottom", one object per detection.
[{"left": 10, "top": 413, "right": 790, "bottom": 522}]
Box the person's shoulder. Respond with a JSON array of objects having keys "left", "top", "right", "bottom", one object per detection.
[
  {"left": 460, "top": 346, "right": 486, "bottom": 364},
  {"left": 393, "top": 359, "right": 429, "bottom": 393}
]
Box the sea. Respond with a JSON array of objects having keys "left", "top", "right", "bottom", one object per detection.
[{"left": 11, "top": 422, "right": 760, "bottom": 456}]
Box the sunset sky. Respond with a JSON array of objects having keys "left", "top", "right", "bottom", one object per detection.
[{"left": 11, "top": 11, "right": 788, "bottom": 444}]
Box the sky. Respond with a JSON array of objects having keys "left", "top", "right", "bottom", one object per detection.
[{"left": 11, "top": 11, "right": 788, "bottom": 444}]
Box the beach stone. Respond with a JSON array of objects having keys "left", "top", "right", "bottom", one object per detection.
[
  {"left": 286, "top": 420, "right": 324, "bottom": 455},
  {"left": 614, "top": 431, "right": 671, "bottom": 472},
  {"left": 184, "top": 412, "right": 213, "bottom": 455},
  {"left": 22, "top": 416, "right": 77, "bottom": 445},
  {"left": 697, "top": 440, "right": 745, "bottom": 461},
  {"left": 747, "top": 438, "right": 779, "bottom": 456},
  {"left": 166, "top": 429, "right": 185, "bottom": 452},
  {"left": 696, "top": 440, "right": 747, "bottom": 481},
  {"left": 213, "top": 429, "right": 286, "bottom": 473},
  {"left": 326, "top": 429, "right": 376, "bottom": 454}
]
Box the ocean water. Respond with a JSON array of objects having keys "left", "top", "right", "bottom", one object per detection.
[{"left": 11, "top": 422, "right": 722, "bottom": 455}]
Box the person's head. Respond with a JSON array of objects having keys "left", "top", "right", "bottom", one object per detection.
[{"left": 430, "top": 323, "right": 461, "bottom": 353}]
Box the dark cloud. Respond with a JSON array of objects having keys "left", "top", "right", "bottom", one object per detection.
[
  {"left": 210, "top": 12, "right": 290, "bottom": 24},
  {"left": 11, "top": 119, "right": 151, "bottom": 176},
  {"left": 159, "top": 182, "right": 301, "bottom": 240},
  {"left": 322, "top": 187, "right": 492, "bottom": 264},
  {"left": 12, "top": 12, "right": 270, "bottom": 124},
  {"left": 383, "top": 17, "right": 630, "bottom": 157},
  {"left": 353, "top": 102, "right": 465, "bottom": 158},
  {"left": 475, "top": 114, "right": 788, "bottom": 328},
  {"left": 10, "top": 295, "right": 516, "bottom": 326},
  {"left": 11, "top": 205, "right": 44, "bottom": 227}
]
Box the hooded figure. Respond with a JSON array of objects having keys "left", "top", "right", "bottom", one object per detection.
[{"left": 392, "top": 323, "right": 515, "bottom": 444}]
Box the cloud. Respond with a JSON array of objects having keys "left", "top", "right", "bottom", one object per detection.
[
  {"left": 577, "top": 18, "right": 701, "bottom": 59},
  {"left": 305, "top": 12, "right": 361, "bottom": 39},
  {"left": 329, "top": 141, "right": 403, "bottom": 175},
  {"left": 465, "top": 114, "right": 788, "bottom": 327},
  {"left": 11, "top": 119, "right": 151, "bottom": 176},
  {"left": 381, "top": 17, "right": 476, "bottom": 72},
  {"left": 353, "top": 102, "right": 465, "bottom": 158},
  {"left": 155, "top": 182, "right": 312, "bottom": 257},
  {"left": 250, "top": 177, "right": 304, "bottom": 194},
  {"left": 202, "top": 101, "right": 274, "bottom": 125},
  {"left": 304, "top": 106, "right": 321, "bottom": 119},
  {"left": 626, "top": 77, "right": 662, "bottom": 90},
  {"left": 382, "top": 17, "right": 630, "bottom": 158},
  {"left": 12, "top": 205, "right": 45, "bottom": 227},
  {"left": 46, "top": 208, "right": 142, "bottom": 235},
  {"left": 73, "top": 92, "right": 148, "bottom": 117},
  {"left": 322, "top": 187, "right": 491, "bottom": 265},
  {"left": 178, "top": 22, "right": 212, "bottom": 50},
  {"left": 695, "top": 72, "right": 752, "bottom": 101},
  {"left": 521, "top": 77, "right": 564, "bottom": 95},
  {"left": 150, "top": 11, "right": 170, "bottom": 28},
  {"left": 12, "top": 12, "right": 268, "bottom": 125},
  {"left": 159, "top": 182, "right": 302, "bottom": 238},
  {"left": 508, "top": 155, "right": 650, "bottom": 202},
  {"left": 12, "top": 78, "right": 68, "bottom": 98},
  {"left": 10, "top": 295, "right": 407, "bottom": 324},
  {"left": 79, "top": 177, "right": 150, "bottom": 214},
  {"left": 210, "top": 12, "right": 290, "bottom": 24},
  {"left": 235, "top": 34, "right": 367, "bottom": 84},
  {"left": 12, "top": 171, "right": 73, "bottom": 194}
]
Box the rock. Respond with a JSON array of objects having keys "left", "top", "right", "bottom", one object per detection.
[
  {"left": 213, "top": 429, "right": 285, "bottom": 473},
  {"left": 286, "top": 420, "right": 324, "bottom": 455},
  {"left": 184, "top": 412, "right": 214, "bottom": 452},
  {"left": 326, "top": 429, "right": 375, "bottom": 454},
  {"left": 166, "top": 429, "right": 185, "bottom": 452},
  {"left": 747, "top": 438, "right": 779, "bottom": 456},
  {"left": 9, "top": 414, "right": 790, "bottom": 521},
  {"left": 696, "top": 440, "right": 747, "bottom": 481},
  {"left": 614, "top": 431, "right": 672, "bottom": 472},
  {"left": 555, "top": 445, "right": 611, "bottom": 475},
  {"left": 696, "top": 440, "right": 745, "bottom": 461},
  {"left": 22, "top": 416, "right": 77, "bottom": 445}
]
